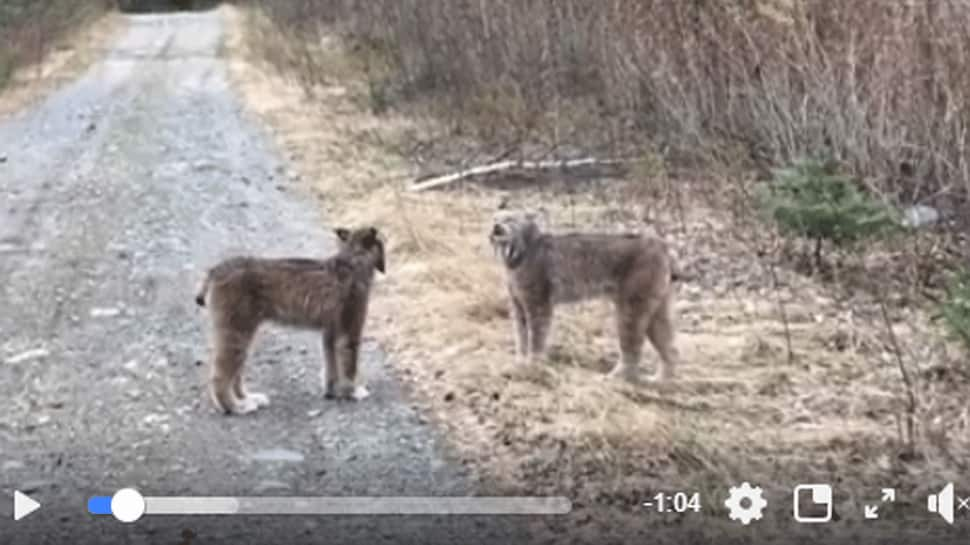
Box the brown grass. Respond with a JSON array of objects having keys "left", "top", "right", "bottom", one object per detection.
[
  {"left": 225, "top": 4, "right": 970, "bottom": 539},
  {"left": 0, "top": 4, "right": 121, "bottom": 118}
]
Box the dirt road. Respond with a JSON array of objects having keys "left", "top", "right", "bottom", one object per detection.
[{"left": 0, "top": 10, "right": 538, "bottom": 544}]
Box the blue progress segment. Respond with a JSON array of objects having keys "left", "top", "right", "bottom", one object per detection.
[{"left": 88, "top": 496, "right": 113, "bottom": 515}]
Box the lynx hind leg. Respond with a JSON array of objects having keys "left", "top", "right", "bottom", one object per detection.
[
  {"left": 646, "top": 293, "right": 678, "bottom": 383},
  {"left": 608, "top": 295, "right": 664, "bottom": 384},
  {"left": 209, "top": 325, "right": 261, "bottom": 415},
  {"left": 607, "top": 307, "right": 647, "bottom": 384}
]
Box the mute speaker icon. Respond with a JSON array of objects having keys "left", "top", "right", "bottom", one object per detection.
[{"left": 927, "top": 483, "right": 954, "bottom": 525}]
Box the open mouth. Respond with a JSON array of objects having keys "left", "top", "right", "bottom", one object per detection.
[
  {"left": 489, "top": 224, "right": 508, "bottom": 242},
  {"left": 489, "top": 232, "right": 517, "bottom": 264},
  {"left": 489, "top": 229, "right": 508, "bottom": 258}
]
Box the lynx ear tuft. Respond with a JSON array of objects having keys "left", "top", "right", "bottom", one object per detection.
[
  {"left": 374, "top": 237, "right": 386, "bottom": 274},
  {"left": 361, "top": 227, "right": 381, "bottom": 248}
]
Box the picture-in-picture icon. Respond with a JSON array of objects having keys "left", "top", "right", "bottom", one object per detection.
[{"left": 793, "top": 484, "right": 833, "bottom": 523}]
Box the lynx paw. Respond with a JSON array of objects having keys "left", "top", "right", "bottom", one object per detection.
[
  {"left": 526, "top": 352, "right": 548, "bottom": 366},
  {"left": 231, "top": 396, "right": 262, "bottom": 415},
  {"left": 606, "top": 363, "right": 644, "bottom": 385},
  {"left": 350, "top": 385, "right": 371, "bottom": 401},
  {"left": 248, "top": 392, "right": 271, "bottom": 408},
  {"left": 323, "top": 376, "right": 337, "bottom": 399},
  {"left": 646, "top": 371, "right": 674, "bottom": 384},
  {"left": 332, "top": 382, "right": 356, "bottom": 401}
]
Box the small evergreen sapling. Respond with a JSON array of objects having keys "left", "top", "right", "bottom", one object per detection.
[
  {"left": 758, "top": 157, "right": 898, "bottom": 268},
  {"left": 941, "top": 269, "right": 970, "bottom": 353}
]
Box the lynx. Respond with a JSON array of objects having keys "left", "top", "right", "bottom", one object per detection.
[
  {"left": 489, "top": 210, "right": 679, "bottom": 383},
  {"left": 195, "top": 226, "right": 385, "bottom": 414}
]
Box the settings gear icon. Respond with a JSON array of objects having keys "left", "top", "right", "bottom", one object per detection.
[{"left": 724, "top": 482, "right": 767, "bottom": 525}]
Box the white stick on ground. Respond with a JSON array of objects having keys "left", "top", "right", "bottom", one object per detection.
[{"left": 408, "top": 157, "right": 626, "bottom": 192}]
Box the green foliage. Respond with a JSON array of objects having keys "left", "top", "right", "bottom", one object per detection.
[
  {"left": 0, "top": 1, "right": 36, "bottom": 32},
  {"left": 0, "top": 50, "right": 14, "bottom": 89},
  {"left": 941, "top": 269, "right": 970, "bottom": 352},
  {"left": 757, "top": 156, "right": 899, "bottom": 263},
  {"left": 366, "top": 75, "right": 392, "bottom": 115}
]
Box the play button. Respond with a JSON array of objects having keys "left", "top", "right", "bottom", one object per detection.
[{"left": 13, "top": 490, "right": 40, "bottom": 521}]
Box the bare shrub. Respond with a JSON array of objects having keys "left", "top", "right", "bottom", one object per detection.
[
  {"left": 250, "top": 0, "right": 970, "bottom": 209},
  {"left": 0, "top": 1, "right": 112, "bottom": 89}
]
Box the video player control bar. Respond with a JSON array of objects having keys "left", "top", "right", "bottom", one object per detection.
[{"left": 89, "top": 488, "right": 572, "bottom": 523}]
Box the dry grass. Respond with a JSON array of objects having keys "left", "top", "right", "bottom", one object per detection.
[
  {"left": 0, "top": 8, "right": 121, "bottom": 118},
  {"left": 225, "top": 5, "right": 970, "bottom": 539}
]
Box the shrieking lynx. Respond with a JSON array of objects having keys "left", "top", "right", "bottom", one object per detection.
[
  {"left": 195, "top": 226, "right": 385, "bottom": 414},
  {"left": 489, "top": 210, "right": 680, "bottom": 383}
]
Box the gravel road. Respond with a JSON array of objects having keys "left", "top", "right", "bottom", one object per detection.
[{"left": 0, "top": 10, "right": 541, "bottom": 545}]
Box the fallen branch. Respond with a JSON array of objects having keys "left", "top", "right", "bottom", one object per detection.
[{"left": 408, "top": 157, "right": 627, "bottom": 192}]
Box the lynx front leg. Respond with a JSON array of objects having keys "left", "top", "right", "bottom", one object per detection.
[
  {"left": 510, "top": 296, "right": 529, "bottom": 362},
  {"left": 525, "top": 300, "right": 553, "bottom": 364},
  {"left": 334, "top": 334, "right": 369, "bottom": 401},
  {"left": 321, "top": 329, "right": 338, "bottom": 399},
  {"left": 335, "top": 310, "right": 370, "bottom": 401}
]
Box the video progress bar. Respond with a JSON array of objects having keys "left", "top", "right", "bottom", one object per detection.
[
  {"left": 148, "top": 496, "right": 572, "bottom": 515},
  {"left": 90, "top": 489, "right": 572, "bottom": 522}
]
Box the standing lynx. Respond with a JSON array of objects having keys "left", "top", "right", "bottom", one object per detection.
[
  {"left": 195, "top": 226, "right": 386, "bottom": 414},
  {"left": 489, "top": 210, "right": 680, "bottom": 383}
]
